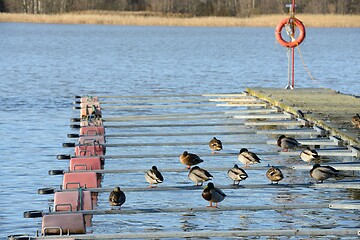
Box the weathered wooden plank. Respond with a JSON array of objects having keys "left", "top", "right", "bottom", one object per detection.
[
  {"left": 104, "top": 131, "right": 255, "bottom": 138},
  {"left": 54, "top": 162, "right": 360, "bottom": 175},
  {"left": 245, "top": 120, "right": 304, "bottom": 126},
  {"left": 313, "top": 181, "right": 360, "bottom": 189},
  {"left": 257, "top": 128, "right": 318, "bottom": 135},
  {"left": 329, "top": 201, "right": 360, "bottom": 210},
  {"left": 233, "top": 113, "right": 291, "bottom": 119},
  {"left": 32, "top": 228, "right": 360, "bottom": 239},
  {"left": 44, "top": 203, "right": 328, "bottom": 216},
  {"left": 56, "top": 183, "right": 313, "bottom": 193}
]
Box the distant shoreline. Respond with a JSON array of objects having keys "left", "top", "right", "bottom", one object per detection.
[{"left": 1, "top": 12, "right": 359, "bottom": 28}]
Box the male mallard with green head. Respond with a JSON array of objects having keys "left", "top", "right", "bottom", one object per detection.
[
  {"left": 202, "top": 182, "right": 226, "bottom": 208},
  {"left": 188, "top": 166, "right": 213, "bottom": 186},
  {"left": 266, "top": 166, "right": 284, "bottom": 184},
  {"left": 227, "top": 164, "right": 248, "bottom": 185},
  {"left": 237, "top": 148, "right": 261, "bottom": 167},
  {"left": 109, "top": 186, "right": 126, "bottom": 208},
  {"left": 300, "top": 147, "right": 319, "bottom": 164},
  {"left": 310, "top": 164, "right": 343, "bottom": 183},
  {"left": 145, "top": 166, "right": 164, "bottom": 188},
  {"left": 209, "top": 137, "right": 222, "bottom": 154},
  {"left": 180, "top": 151, "right": 204, "bottom": 169}
]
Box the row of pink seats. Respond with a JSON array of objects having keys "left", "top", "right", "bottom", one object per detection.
[
  {"left": 42, "top": 96, "right": 106, "bottom": 236},
  {"left": 75, "top": 123, "right": 106, "bottom": 156}
]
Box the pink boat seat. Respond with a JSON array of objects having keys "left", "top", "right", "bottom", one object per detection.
[
  {"left": 80, "top": 119, "right": 103, "bottom": 127},
  {"left": 80, "top": 102, "right": 100, "bottom": 109},
  {"left": 62, "top": 172, "right": 99, "bottom": 189},
  {"left": 70, "top": 156, "right": 105, "bottom": 168},
  {"left": 42, "top": 213, "right": 86, "bottom": 235},
  {"left": 79, "top": 126, "right": 105, "bottom": 135},
  {"left": 80, "top": 96, "right": 98, "bottom": 103},
  {"left": 74, "top": 144, "right": 105, "bottom": 156},
  {"left": 69, "top": 157, "right": 103, "bottom": 186},
  {"left": 79, "top": 135, "right": 105, "bottom": 145},
  {"left": 80, "top": 105, "right": 101, "bottom": 119},
  {"left": 69, "top": 157, "right": 102, "bottom": 171},
  {"left": 54, "top": 190, "right": 93, "bottom": 212},
  {"left": 54, "top": 190, "right": 93, "bottom": 227}
]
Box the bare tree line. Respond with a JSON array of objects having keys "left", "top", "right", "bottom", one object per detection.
[{"left": 1, "top": 0, "right": 359, "bottom": 16}]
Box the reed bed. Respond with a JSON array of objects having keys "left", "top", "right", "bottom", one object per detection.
[{"left": 0, "top": 12, "right": 359, "bottom": 28}]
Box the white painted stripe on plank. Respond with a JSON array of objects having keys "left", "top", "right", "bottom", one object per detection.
[{"left": 233, "top": 114, "right": 291, "bottom": 119}]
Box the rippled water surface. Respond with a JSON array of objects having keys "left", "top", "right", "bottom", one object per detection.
[{"left": 1, "top": 23, "right": 360, "bottom": 238}]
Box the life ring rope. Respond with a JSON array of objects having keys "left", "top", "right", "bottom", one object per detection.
[{"left": 275, "top": 17, "right": 306, "bottom": 48}]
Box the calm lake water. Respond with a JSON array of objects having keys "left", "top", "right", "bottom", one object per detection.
[{"left": 1, "top": 22, "right": 360, "bottom": 238}]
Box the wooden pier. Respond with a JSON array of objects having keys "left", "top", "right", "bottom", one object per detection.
[
  {"left": 10, "top": 89, "right": 360, "bottom": 239},
  {"left": 246, "top": 87, "right": 360, "bottom": 145}
]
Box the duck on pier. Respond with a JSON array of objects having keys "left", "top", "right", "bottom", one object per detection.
[
  {"left": 310, "top": 164, "right": 343, "bottom": 183},
  {"left": 202, "top": 182, "right": 226, "bottom": 208},
  {"left": 351, "top": 114, "right": 360, "bottom": 128},
  {"left": 188, "top": 166, "right": 213, "bottom": 186},
  {"left": 227, "top": 164, "right": 248, "bottom": 185},
  {"left": 300, "top": 147, "right": 319, "bottom": 164},
  {"left": 109, "top": 186, "right": 126, "bottom": 208},
  {"left": 237, "top": 148, "right": 261, "bottom": 167},
  {"left": 266, "top": 166, "right": 284, "bottom": 184},
  {"left": 277, "top": 135, "right": 301, "bottom": 151},
  {"left": 180, "top": 151, "right": 204, "bottom": 169},
  {"left": 145, "top": 166, "right": 164, "bottom": 188},
  {"left": 209, "top": 137, "right": 222, "bottom": 154}
]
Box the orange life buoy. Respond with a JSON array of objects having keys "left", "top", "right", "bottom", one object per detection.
[{"left": 275, "top": 17, "right": 306, "bottom": 48}]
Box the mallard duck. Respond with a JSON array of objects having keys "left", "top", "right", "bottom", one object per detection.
[
  {"left": 209, "top": 137, "right": 222, "bottom": 154},
  {"left": 237, "top": 148, "right": 261, "bottom": 167},
  {"left": 145, "top": 166, "right": 164, "bottom": 188},
  {"left": 202, "top": 182, "right": 226, "bottom": 208},
  {"left": 109, "top": 186, "right": 126, "bottom": 208},
  {"left": 180, "top": 151, "right": 204, "bottom": 169},
  {"left": 266, "top": 166, "right": 284, "bottom": 184},
  {"left": 310, "top": 163, "right": 343, "bottom": 183},
  {"left": 277, "top": 135, "right": 301, "bottom": 151},
  {"left": 296, "top": 109, "right": 305, "bottom": 118},
  {"left": 188, "top": 166, "right": 213, "bottom": 186},
  {"left": 227, "top": 164, "right": 248, "bottom": 185},
  {"left": 351, "top": 114, "right": 360, "bottom": 128},
  {"left": 300, "top": 147, "right": 319, "bottom": 164}
]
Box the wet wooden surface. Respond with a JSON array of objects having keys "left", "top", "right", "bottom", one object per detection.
[{"left": 246, "top": 88, "right": 360, "bottom": 145}]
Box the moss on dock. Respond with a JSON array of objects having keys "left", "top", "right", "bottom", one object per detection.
[{"left": 246, "top": 88, "right": 360, "bottom": 146}]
